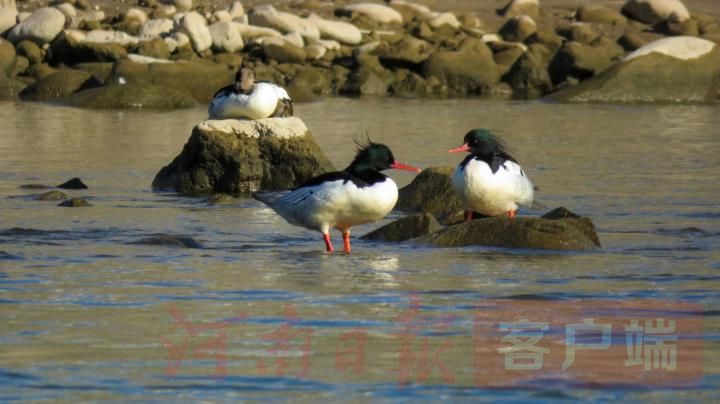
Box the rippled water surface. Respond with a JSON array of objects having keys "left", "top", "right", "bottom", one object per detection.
[{"left": 1, "top": 98, "right": 719, "bottom": 401}]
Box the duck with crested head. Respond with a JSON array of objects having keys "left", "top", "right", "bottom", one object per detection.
[
  {"left": 208, "top": 65, "right": 293, "bottom": 120},
  {"left": 449, "top": 129, "right": 535, "bottom": 221},
  {"left": 254, "top": 140, "right": 421, "bottom": 253}
]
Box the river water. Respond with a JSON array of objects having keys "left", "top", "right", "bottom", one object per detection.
[{"left": 0, "top": 98, "right": 718, "bottom": 401}]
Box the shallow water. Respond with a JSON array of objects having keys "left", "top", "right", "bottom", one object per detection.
[{"left": 0, "top": 98, "right": 718, "bottom": 401}]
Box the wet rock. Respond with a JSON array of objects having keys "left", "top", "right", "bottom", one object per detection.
[
  {"left": 20, "top": 68, "right": 102, "bottom": 101},
  {"left": 262, "top": 39, "right": 306, "bottom": 64},
  {"left": 58, "top": 197, "right": 91, "bottom": 207},
  {"left": 389, "top": 69, "right": 442, "bottom": 98},
  {"left": 35, "top": 190, "right": 67, "bottom": 201},
  {"left": 208, "top": 21, "right": 245, "bottom": 54},
  {"left": 0, "top": 8, "right": 17, "bottom": 35},
  {"left": 8, "top": 7, "right": 65, "bottom": 45},
  {"left": 506, "top": 50, "right": 552, "bottom": 99},
  {"left": 249, "top": 5, "right": 320, "bottom": 42},
  {"left": 548, "top": 41, "right": 614, "bottom": 84},
  {"left": 130, "top": 235, "right": 204, "bottom": 249},
  {"left": 16, "top": 40, "right": 43, "bottom": 65},
  {"left": 307, "top": 12, "right": 362, "bottom": 45},
  {"left": 286, "top": 66, "right": 331, "bottom": 100},
  {"left": 49, "top": 31, "right": 128, "bottom": 65},
  {"left": 622, "top": 0, "right": 689, "bottom": 25},
  {"left": 361, "top": 213, "right": 442, "bottom": 242},
  {"left": 72, "top": 62, "right": 114, "bottom": 84},
  {"left": 57, "top": 177, "right": 88, "bottom": 189},
  {"left": 527, "top": 27, "right": 564, "bottom": 53},
  {"left": 577, "top": 4, "right": 627, "bottom": 25},
  {"left": 0, "top": 38, "right": 15, "bottom": 77},
  {"left": 179, "top": 11, "right": 212, "bottom": 52},
  {"left": 499, "top": 0, "right": 539, "bottom": 19},
  {"left": 338, "top": 3, "right": 403, "bottom": 25},
  {"left": 423, "top": 45, "right": 500, "bottom": 95},
  {"left": 419, "top": 207, "right": 601, "bottom": 250},
  {"left": 499, "top": 15, "right": 537, "bottom": 43},
  {"left": 62, "top": 83, "right": 197, "bottom": 109},
  {"left": 396, "top": 166, "right": 463, "bottom": 224},
  {"left": 493, "top": 45, "right": 526, "bottom": 73},
  {"left": 152, "top": 117, "right": 335, "bottom": 195},
  {"left": 546, "top": 36, "right": 720, "bottom": 102},
  {"left": 108, "top": 60, "right": 234, "bottom": 103},
  {"left": 0, "top": 76, "right": 27, "bottom": 100}
]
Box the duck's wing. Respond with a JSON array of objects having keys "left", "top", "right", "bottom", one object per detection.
[{"left": 211, "top": 84, "right": 235, "bottom": 99}]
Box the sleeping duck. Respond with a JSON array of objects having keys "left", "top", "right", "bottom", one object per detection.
[{"left": 208, "top": 66, "right": 293, "bottom": 120}]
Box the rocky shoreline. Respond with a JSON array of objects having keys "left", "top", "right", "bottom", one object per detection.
[{"left": 1, "top": 0, "right": 719, "bottom": 106}]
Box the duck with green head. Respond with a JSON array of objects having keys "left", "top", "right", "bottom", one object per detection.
[
  {"left": 449, "top": 129, "right": 535, "bottom": 221},
  {"left": 254, "top": 140, "right": 421, "bottom": 253}
]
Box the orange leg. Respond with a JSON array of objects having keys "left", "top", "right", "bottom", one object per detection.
[
  {"left": 465, "top": 210, "right": 474, "bottom": 222},
  {"left": 323, "top": 233, "right": 334, "bottom": 252},
  {"left": 342, "top": 232, "right": 351, "bottom": 253},
  {"left": 507, "top": 209, "right": 517, "bottom": 219}
]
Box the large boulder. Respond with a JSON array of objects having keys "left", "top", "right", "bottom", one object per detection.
[
  {"left": 262, "top": 38, "right": 306, "bottom": 64},
  {"left": 418, "top": 207, "right": 601, "bottom": 250},
  {"left": 396, "top": 166, "right": 463, "bottom": 224},
  {"left": 19, "top": 68, "right": 101, "bottom": 101},
  {"left": 179, "top": 11, "right": 212, "bottom": 52},
  {"left": 341, "top": 53, "right": 394, "bottom": 95},
  {"left": 547, "top": 36, "right": 720, "bottom": 102},
  {"left": 109, "top": 59, "right": 234, "bottom": 102},
  {"left": 621, "top": 0, "right": 690, "bottom": 25},
  {"left": 499, "top": 15, "right": 537, "bottom": 43},
  {"left": 152, "top": 118, "right": 335, "bottom": 195},
  {"left": 423, "top": 45, "right": 500, "bottom": 94},
  {"left": 379, "top": 36, "right": 433, "bottom": 68},
  {"left": 506, "top": 50, "right": 553, "bottom": 99},
  {"left": 61, "top": 83, "right": 197, "bottom": 109},
  {"left": 208, "top": 21, "right": 245, "bottom": 53},
  {"left": 8, "top": 7, "right": 65, "bottom": 44},
  {"left": 248, "top": 5, "right": 320, "bottom": 41},
  {"left": 0, "top": 38, "right": 16, "bottom": 76},
  {"left": 307, "top": 13, "right": 362, "bottom": 45},
  {"left": 337, "top": 3, "right": 403, "bottom": 25},
  {"left": 548, "top": 41, "right": 614, "bottom": 84},
  {"left": 361, "top": 213, "right": 442, "bottom": 242}
]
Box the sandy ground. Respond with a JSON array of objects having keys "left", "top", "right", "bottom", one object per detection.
[{"left": 12, "top": 0, "right": 720, "bottom": 19}]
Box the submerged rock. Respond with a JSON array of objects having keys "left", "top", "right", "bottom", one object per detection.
[
  {"left": 57, "top": 177, "right": 88, "bottom": 189},
  {"left": 62, "top": 83, "right": 197, "bottom": 109},
  {"left": 58, "top": 197, "right": 92, "bottom": 207},
  {"left": 418, "top": 207, "right": 601, "bottom": 250},
  {"left": 396, "top": 166, "right": 463, "bottom": 224},
  {"left": 361, "top": 213, "right": 442, "bottom": 242},
  {"left": 0, "top": 76, "right": 27, "bottom": 101},
  {"left": 152, "top": 117, "right": 335, "bottom": 195},
  {"left": 19, "top": 68, "right": 102, "bottom": 101},
  {"left": 130, "top": 235, "right": 204, "bottom": 249},
  {"left": 547, "top": 36, "right": 720, "bottom": 102},
  {"left": 35, "top": 190, "right": 67, "bottom": 201}
]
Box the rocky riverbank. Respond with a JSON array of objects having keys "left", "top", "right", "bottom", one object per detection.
[{"left": 1, "top": 0, "right": 719, "bottom": 106}]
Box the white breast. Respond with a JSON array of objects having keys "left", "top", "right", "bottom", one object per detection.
[
  {"left": 208, "top": 82, "right": 281, "bottom": 120},
  {"left": 268, "top": 177, "right": 399, "bottom": 234},
  {"left": 452, "top": 158, "right": 534, "bottom": 216}
]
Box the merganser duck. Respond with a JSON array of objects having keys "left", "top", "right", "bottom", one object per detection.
[
  {"left": 208, "top": 66, "right": 293, "bottom": 120},
  {"left": 254, "top": 140, "right": 421, "bottom": 253},
  {"left": 449, "top": 129, "right": 535, "bottom": 221}
]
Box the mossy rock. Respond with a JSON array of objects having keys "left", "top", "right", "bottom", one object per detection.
[
  {"left": 418, "top": 207, "right": 601, "bottom": 250},
  {"left": 0, "top": 76, "right": 28, "bottom": 101},
  {"left": 396, "top": 166, "right": 463, "bottom": 224},
  {"left": 361, "top": 213, "right": 442, "bottom": 242},
  {"left": 20, "top": 68, "right": 102, "bottom": 101},
  {"left": 61, "top": 83, "right": 197, "bottom": 109}
]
